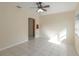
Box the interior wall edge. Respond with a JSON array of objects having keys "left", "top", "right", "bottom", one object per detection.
[{"left": 0, "top": 39, "right": 28, "bottom": 52}]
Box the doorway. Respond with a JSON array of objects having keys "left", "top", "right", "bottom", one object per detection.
[{"left": 28, "top": 18, "right": 35, "bottom": 39}]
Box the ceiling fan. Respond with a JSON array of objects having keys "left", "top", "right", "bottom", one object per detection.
[
  {"left": 35, "top": 2, "right": 50, "bottom": 12},
  {"left": 16, "top": 2, "right": 50, "bottom": 13}
]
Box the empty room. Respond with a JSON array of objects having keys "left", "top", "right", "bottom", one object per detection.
[{"left": 0, "top": 2, "right": 79, "bottom": 56}]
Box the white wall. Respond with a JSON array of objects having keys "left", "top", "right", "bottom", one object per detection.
[
  {"left": 75, "top": 20, "right": 79, "bottom": 55},
  {"left": 0, "top": 3, "right": 39, "bottom": 51},
  {"left": 74, "top": 3, "right": 79, "bottom": 55},
  {"left": 39, "top": 11, "right": 75, "bottom": 44}
]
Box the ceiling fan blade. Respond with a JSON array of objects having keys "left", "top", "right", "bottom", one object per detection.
[
  {"left": 42, "top": 8, "right": 47, "bottom": 11},
  {"left": 43, "top": 5, "right": 50, "bottom": 8},
  {"left": 16, "top": 6, "right": 22, "bottom": 8}
]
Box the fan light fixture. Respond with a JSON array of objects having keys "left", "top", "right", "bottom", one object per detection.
[{"left": 37, "top": 8, "right": 44, "bottom": 12}]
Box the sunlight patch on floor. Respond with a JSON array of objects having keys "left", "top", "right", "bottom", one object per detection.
[{"left": 45, "top": 29, "right": 67, "bottom": 45}]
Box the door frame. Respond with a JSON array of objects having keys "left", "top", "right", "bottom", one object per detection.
[{"left": 28, "top": 18, "right": 35, "bottom": 38}]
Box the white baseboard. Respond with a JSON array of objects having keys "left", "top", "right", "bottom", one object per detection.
[{"left": 0, "top": 39, "right": 28, "bottom": 51}]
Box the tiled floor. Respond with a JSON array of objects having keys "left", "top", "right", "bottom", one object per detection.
[{"left": 0, "top": 37, "right": 78, "bottom": 56}]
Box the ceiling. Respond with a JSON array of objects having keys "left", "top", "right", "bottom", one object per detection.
[
  {"left": 0, "top": 2, "right": 78, "bottom": 16},
  {"left": 18, "top": 2, "right": 78, "bottom": 16}
]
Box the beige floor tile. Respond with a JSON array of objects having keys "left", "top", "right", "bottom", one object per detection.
[{"left": 0, "top": 37, "right": 78, "bottom": 56}]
